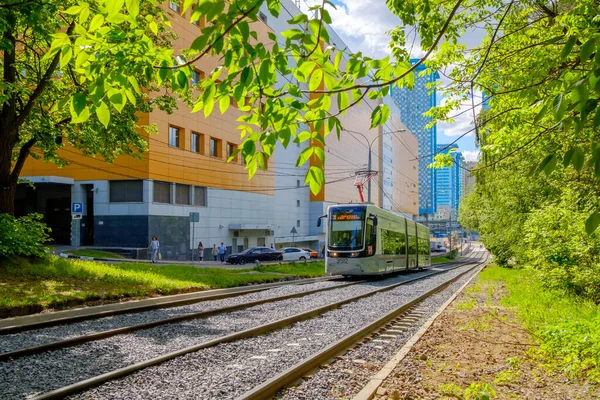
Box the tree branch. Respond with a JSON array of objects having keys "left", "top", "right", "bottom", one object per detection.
[
  {"left": 16, "top": 21, "right": 75, "bottom": 129},
  {"left": 11, "top": 138, "right": 37, "bottom": 179}
]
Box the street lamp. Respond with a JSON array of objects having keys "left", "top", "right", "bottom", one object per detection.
[{"left": 345, "top": 129, "right": 406, "bottom": 203}]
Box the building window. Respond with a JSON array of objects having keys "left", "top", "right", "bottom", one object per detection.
[
  {"left": 169, "top": 126, "right": 180, "bottom": 148},
  {"left": 296, "top": 220, "right": 301, "bottom": 227},
  {"left": 296, "top": 200, "right": 300, "bottom": 207},
  {"left": 175, "top": 183, "right": 191, "bottom": 205},
  {"left": 153, "top": 181, "right": 171, "bottom": 204},
  {"left": 169, "top": 0, "right": 181, "bottom": 13},
  {"left": 226, "top": 142, "right": 237, "bottom": 162},
  {"left": 209, "top": 137, "right": 221, "bottom": 158},
  {"left": 192, "top": 16, "right": 205, "bottom": 28},
  {"left": 194, "top": 186, "right": 207, "bottom": 206},
  {"left": 191, "top": 69, "right": 204, "bottom": 85},
  {"left": 257, "top": 237, "right": 266, "bottom": 246},
  {"left": 296, "top": 180, "right": 300, "bottom": 187},
  {"left": 258, "top": 11, "right": 267, "bottom": 23},
  {"left": 109, "top": 180, "right": 143, "bottom": 203},
  {"left": 191, "top": 132, "right": 204, "bottom": 154}
]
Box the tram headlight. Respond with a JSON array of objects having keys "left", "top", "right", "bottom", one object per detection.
[{"left": 332, "top": 252, "right": 338, "bottom": 257}]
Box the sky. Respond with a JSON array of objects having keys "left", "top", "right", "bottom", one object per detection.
[{"left": 297, "top": 0, "right": 483, "bottom": 162}]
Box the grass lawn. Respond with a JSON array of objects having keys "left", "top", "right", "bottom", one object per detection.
[
  {"left": 431, "top": 255, "right": 454, "bottom": 264},
  {"left": 255, "top": 261, "right": 325, "bottom": 277},
  {"left": 480, "top": 265, "right": 600, "bottom": 383},
  {"left": 65, "top": 249, "right": 125, "bottom": 259},
  {"left": 0, "top": 257, "right": 326, "bottom": 316}
]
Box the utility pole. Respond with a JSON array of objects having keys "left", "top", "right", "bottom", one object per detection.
[{"left": 367, "top": 148, "right": 372, "bottom": 203}]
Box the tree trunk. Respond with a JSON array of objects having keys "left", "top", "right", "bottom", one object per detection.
[{"left": 0, "top": 176, "right": 16, "bottom": 216}]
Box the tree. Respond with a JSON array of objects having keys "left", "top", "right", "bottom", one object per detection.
[{"left": 0, "top": 0, "right": 177, "bottom": 215}]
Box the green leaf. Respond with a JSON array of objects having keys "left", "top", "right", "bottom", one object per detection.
[
  {"left": 64, "top": 5, "right": 82, "bottom": 15},
  {"left": 107, "top": 0, "right": 125, "bottom": 16},
  {"left": 219, "top": 96, "right": 230, "bottom": 114},
  {"left": 125, "top": 0, "right": 139, "bottom": 17},
  {"left": 266, "top": 0, "right": 280, "bottom": 17},
  {"left": 60, "top": 45, "right": 73, "bottom": 68},
  {"left": 571, "top": 84, "right": 588, "bottom": 104},
  {"left": 309, "top": 69, "right": 323, "bottom": 91},
  {"left": 533, "top": 101, "right": 549, "bottom": 125},
  {"left": 563, "top": 148, "right": 575, "bottom": 167},
  {"left": 539, "top": 154, "right": 557, "bottom": 176},
  {"left": 337, "top": 91, "right": 349, "bottom": 112},
  {"left": 594, "top": 107, "right": 600, "bottom": 128},
  {"left": 306, "top": 166, "right": 325, "bottom": 195},
  {"left": 72, "top": 93, "right": 87, "bottom": 116},
  {"left": 287, "top": 13, "right": 308, "bottom": 25},
  {"left": 334, "top": 51, "right": 343, "bottom": 71},
  {"left": 585, "top": 211, "right": 600, "bottom": 235},
  {"left": 561, "top": 36, "right": 577, "bottom": 60},
  {"left": 89, "top": 14, "right": 104, "bottom": 32},
  {"left": 572, "top": 147, "right": 585, "bottom": 172},
  {"left": 259, "top": 60, "right": 272, "bottom": 85},
  {"left": 552, "top": 93, "right": 566, "bottom": 121},
  {"left": 297, "top": 147, "right": 315, "bottom": 166},
  {"left": 96, "top": 101, "right": 110, "bottom": 128},
  {"left": 190, "top": 34, "right": 209, "bottom": 51},
  {"left": 281, "top": 29, "right": 304, "bottom": 40},
  {"left": 580, "top": 38, "right": 597, "bottom": 61},
  {"left": 176, "top": 70, "right": 188, "bottom": 90}
]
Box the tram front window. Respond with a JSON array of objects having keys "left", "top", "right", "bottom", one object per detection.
[{"left": 329, "top": 208, "right": 365, "bottom": 250}]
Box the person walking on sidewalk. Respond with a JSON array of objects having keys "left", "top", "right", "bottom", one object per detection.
[
  {"left": 197, "top": 242, "right": 204, "bottom": 262},
  {"left": 219, "top": 242, "right": 226, "bottom": 262},
  {"left": 150, "top": 236, "right": 160, "bottom": 263},
  {"left": 212, "top": 244, "right": 218, "bottom": 261}
]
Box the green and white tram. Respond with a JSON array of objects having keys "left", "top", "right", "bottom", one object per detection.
[{"left": 320, "top": 204, "right": 430, "bottom": 276}]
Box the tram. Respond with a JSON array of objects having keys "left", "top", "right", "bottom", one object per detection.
[{"left": 319, "top": 204, "right": 430, "bottom": 276}]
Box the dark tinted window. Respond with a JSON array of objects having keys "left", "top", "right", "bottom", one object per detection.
[
  {"left": 194, "top": 186, "right": 206, "bottom": 206},
  {"left": 110, "top": 180, "right": 143, "bottom": 202},
  {"left": 175, "top": 184, "right": 190, "bottom": 205},
  {"left": 153, "top": 181, "right": 171, "bottom": 203}
]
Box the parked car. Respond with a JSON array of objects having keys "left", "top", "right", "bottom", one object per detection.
[
  {"left": 431, "top": 244, "right": 447, "bottom": 253},
  {"left": 281, "top": 247, "right": 310, "bottom": 261},
  {"left": 302, "top": 248, "right": 318, "bottom": 259},
  {"left": 226, "top": 247, "right": 283, "bottom": 265}
]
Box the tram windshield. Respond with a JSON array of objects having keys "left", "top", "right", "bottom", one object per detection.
[{"left": 328, "top": 207, "right": 366, "bottom": 250}]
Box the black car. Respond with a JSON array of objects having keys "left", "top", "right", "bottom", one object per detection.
[{"left": 226, "top": 247, "right": 283, "bottom": 265}]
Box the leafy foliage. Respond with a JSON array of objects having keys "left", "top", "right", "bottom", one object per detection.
[{"left": 0, "top": 214, "right": 50, "bottom": 258}]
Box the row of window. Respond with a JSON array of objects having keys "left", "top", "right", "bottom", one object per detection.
[
  {"left": 109, "top": 180, "right": 207, "bottom": 206},
  {"left": 168, "top": 0, "right": 268, "bottom": 24},
  {"left": 168, "top": 126, "right": 240, "bottom": 162},
  {"left": 381, "top": 229, "right": 430, "bottom": 256}
]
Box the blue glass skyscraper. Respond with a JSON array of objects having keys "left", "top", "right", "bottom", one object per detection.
[{"left": 390, "top": 59, "right": 439, "bottom": 216}]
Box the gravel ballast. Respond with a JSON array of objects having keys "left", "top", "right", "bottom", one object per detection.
[
  {"left": 64, "top": 264, "right": 482, "bottom": 400},
  {"left": 0, "top": 262, "right": 480, "bottom": 400}
]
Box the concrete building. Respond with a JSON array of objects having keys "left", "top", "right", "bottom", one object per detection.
[
  {"left": 390, "top": 60, "right": 440, "bottom": 217},
  {"left": 17, "top": 0, "right": 419, "bottom": 259}
]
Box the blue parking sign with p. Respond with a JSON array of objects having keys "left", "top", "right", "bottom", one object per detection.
[{"left": 72, "top": 202, "right": 83, "bottom": 213}]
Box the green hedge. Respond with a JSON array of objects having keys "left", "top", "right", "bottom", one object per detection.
[{"left": 0, "top": 214, "right": 51, "bottom": 258}]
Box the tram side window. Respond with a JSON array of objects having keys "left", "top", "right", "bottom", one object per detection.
[
  {"left": 408, "top": 234, "right": 417, "bottom": 254},
  {"left": 365, "top": 222, "right": 376, "bottom": 254},
  {"left": 397, "top": 232, "right": 406, "bottom": 255},
  {"left": 418, "top": 237, "right": 429, "bottom": 255}
]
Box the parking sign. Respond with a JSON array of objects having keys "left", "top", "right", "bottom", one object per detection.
[{"left": 72, "top": 202, "right": 83, "bottom": 213}]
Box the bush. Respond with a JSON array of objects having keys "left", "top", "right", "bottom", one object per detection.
[
  {"left": 0, "top": 213, "right": 51, "bottom": 258},
  {"left": 522, "top": 190, "right": 600, "bottom": 302}
]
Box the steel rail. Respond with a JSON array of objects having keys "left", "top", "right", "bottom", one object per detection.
[
  {"left": 3, "top": 257, "right": 480, "bottom": 361},
  {"left": 30, "top": 255, "right": 484, "bottom": 400},
  {"left": 0, "top": 275, "right": 340, "bottom": 335},
  {"left": 236, "top": 255, "right": 489, "bottom": 400}
]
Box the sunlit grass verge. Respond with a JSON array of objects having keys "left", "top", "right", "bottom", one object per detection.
[
  {"left": 0, "top": 257, "right": 325, "bottom": 316},
  {"left": 65, "top": 249, "right": 126, "bottom": 259},
  {"left": 255, "top": 261, "right": 325, "bottom": 277},
  {"left": 481, "top": 265, "right": 600, "bottom": 383},
  {"left": 432, "top": 255, "right": 453, "bottom": 264}
]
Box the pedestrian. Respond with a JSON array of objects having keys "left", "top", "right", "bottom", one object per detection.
[
  {"left": 150, "top": 236, "right": 160, "bottom": 263},
  {"left": 197, "top": 241, "right": 204, "bottom": 262},
  {"left": 321, "top": 246, "right": 325, "bottom": 258},
  {"left": 212, "top": 244, "right": 218, "bottom": 261},
  {"left": 270, "top": 243, "right": 274, "bottom": 249},
  {"left": 219, "top": 242, "right": 226, "bottom": 262}
]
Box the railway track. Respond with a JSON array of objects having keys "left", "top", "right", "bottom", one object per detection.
[{"left": 0, "top": 252, "right": 485, "bottom": 400}]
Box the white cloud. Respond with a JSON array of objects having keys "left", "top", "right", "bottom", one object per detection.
[
  {"left": 438, "top": 94, "right": 482, "bottom": 138},
  {"left": 299, "top": 0, "right": 403, "bottom": 58},
  {"left": 462, "top": 150, "right": 480, "bottom": 162}
]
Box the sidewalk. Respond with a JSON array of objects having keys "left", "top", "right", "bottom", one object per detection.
[{"left": 49, "top": 246, "right": 323, "bottom": 270}]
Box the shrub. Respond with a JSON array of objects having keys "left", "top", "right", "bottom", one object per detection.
[{"left": 0, "top": 213, "right": 51, "bottom": 258}]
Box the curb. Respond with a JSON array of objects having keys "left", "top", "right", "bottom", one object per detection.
[{"left": 352, "top": 262, "right": 486, "bottom": 400}]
